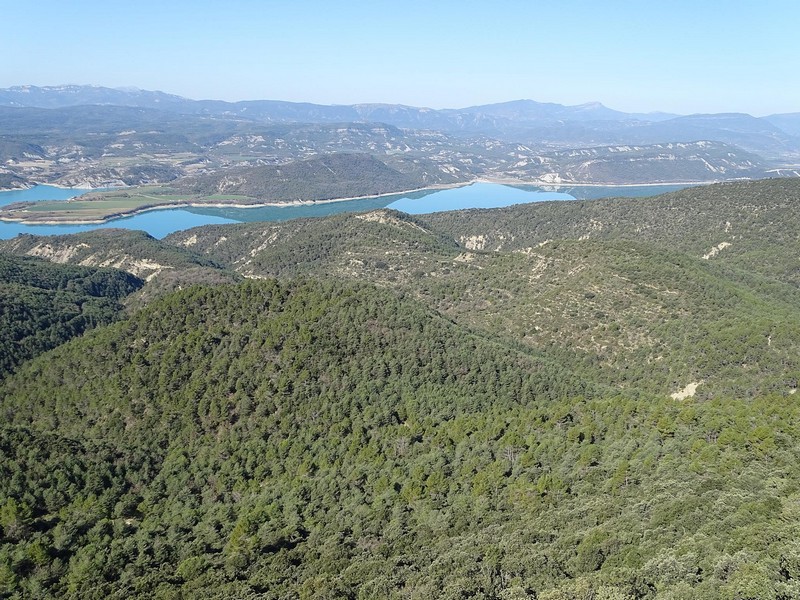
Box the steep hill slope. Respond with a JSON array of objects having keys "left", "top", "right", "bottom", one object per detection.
[
  {"left": 0, "top": 279, "right": 594, "bottom": 597},
  {"left": 3, "top": 179, "right": 800, "bottom": 597},
  {"left": 166, "top": 209, "right": 461, "bottom": 277}
]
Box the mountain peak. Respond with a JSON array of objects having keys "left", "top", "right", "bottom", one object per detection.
[{"left": 576, "top": 101, "right": 605, "bottom": 109}]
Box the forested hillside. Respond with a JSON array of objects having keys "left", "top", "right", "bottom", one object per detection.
[
  {"left": 0, "top": 255, "right": 142, "bottom": 376},
  {"left": 2, "top": 179, "right": 800, "bottom": 598},
  {"left": 0, "top": 229, "right": 239, "bottom": 302},
  {"left": 165, "top": 179, "right": 800, "bottom": 399},
  {"left": 423, "top": 178, "right": 800, "bottom": 285},
  {"left": 3, "top": 279, "right": 800, "bottom": 599},
  {"left": 174, "top": 153, "right": 464, "bottom": 200}
]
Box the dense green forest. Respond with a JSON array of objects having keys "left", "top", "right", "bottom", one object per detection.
[
  {"left": 0, "top": 255, "right": 142, "bottom": 376},
  {"left": 2, "top": 179, "right": 800, "bottom": 598}
]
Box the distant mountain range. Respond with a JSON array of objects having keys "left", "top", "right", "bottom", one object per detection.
[
  {"left": 0, "top": 84, "right": 674, "bottom": 122},
  {"left": 0, "top": 85, "right": 798, "bottom": 194},
  {"left": 2, "top": 85, "right": 799, "bottom": 158}
]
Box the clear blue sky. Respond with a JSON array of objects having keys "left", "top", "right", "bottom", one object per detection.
[{"left": 2, "top": 0, "right": 798, "bottom": 115}]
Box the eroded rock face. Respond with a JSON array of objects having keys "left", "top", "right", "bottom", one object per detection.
[
  {"left": 460, "top": 234, "right": 486, "bottom": 251},
  {"left": 670, "top": 381, "right": 702, "bottom": 400},
  {"left": 702, "top": 241, "right": 732, "bottom": 260},
  {"left": 18, "top": 241, "right": 175, "bottom": 281}
]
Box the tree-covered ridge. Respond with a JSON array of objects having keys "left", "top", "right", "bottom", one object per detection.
[
  {"left": 0, "top": 253, "right": 142, "bottom": 376},
  {"left": 387, "top": 238, "right": 800, "bottom": 399},
  {"left": 0, "top": 253, "right": 141, "bottom": 299},
  {"left": 1, "top": 280, "right": 592, "bottom": 440},
  {"left": 422, "top": 178, "right": 800, "bottom": 285},
  {"left": 173, "top": 153, "right": 465, "bottom": 200},
  {"left": 166, "top": 209, "right": 461, "bottom": 278},
  {"left": 6, "top": 179, "right": 799, "bottom": 399},
  {"left": 169, "top": 178, "right": 800, "bottom": 287},
  {"left": 0, "top": 229, "right": 239, "bottom": 302},
  {"left": 164, "top": 181, "right": 800, "bottom": 399},
  {"left": 0, "top": 229, "right": 220, "bottom": 278},
  {"left": 1, "top": 279, "right": 800, "bottom": 598}
]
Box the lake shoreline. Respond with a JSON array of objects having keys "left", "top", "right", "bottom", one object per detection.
[
  {"left": 0, "top": 182, "right": 112, "bottom": 193},
  {"left": 0, "top": 177, "right": 717, "bottom": 226},
  {"left": 0, "top": 182, "right": 472, "bottom": 225},
  {"left": 477, "top": 177, "right": 714, "bottom": 188}
]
